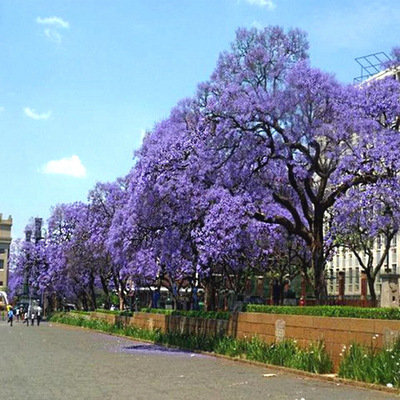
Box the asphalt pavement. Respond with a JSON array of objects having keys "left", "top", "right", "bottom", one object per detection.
[{"left": 0, "top": 319, "right": 398, "bottom": 400}]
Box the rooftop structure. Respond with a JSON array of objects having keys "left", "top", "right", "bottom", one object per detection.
[{"left": 353, "top": 52, "right": 390, "bottom": 83}]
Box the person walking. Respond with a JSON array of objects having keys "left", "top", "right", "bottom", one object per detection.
[
  {"left": 15, "top": 307, "right": 20, "bottom": 322},
  {"left": 7, "top": 308, "right": 14, "bottom": 327},
  {"left": 272, "top": 278, "right": 281, "bottom": 306},
  {"left": 37, "top": 306, "right": 42, "bottom": 326},
  {"left": 24, "top": 311, "right": 29, "bottom": 326},
  {"left": 31, "top": 311, "right": 35, "bottom": 326}
]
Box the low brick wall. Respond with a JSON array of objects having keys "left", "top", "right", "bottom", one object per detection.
[
  {"left": 126, "top": 312, "right": 167, "bottom": 332},
  {"left": 166, "top": 315, "right": 231, "bottom": 337},
  {"left": 121, "top": 313, "right": 231, "bottom": 337},
  {"left": 90, "top": 312, "right": 117, "bottom": 325}
]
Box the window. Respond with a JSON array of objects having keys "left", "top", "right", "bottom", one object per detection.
[
  {"left": 329, "top": 269, "right": 334, "bottom": 292},
  {"left": 348, "top": 268, "right": 353, "bottom": 292},
  {"left": 392, "top": 264, "right": 397, "bottom": 274},
  {"left": 0, "top": 260, "right": 4, "bottom": 270},
  {"left": 335, "top": 269, "right": 340, "bottom": 292},
  {"left": 0, "top": 281, "right": 3, "bottom": 287},
  {"left": 355, "top": 267, "right": 360, "bottom": 291},
  {"left": 377, "top": 235, "right": 382, "bottom": 249}
]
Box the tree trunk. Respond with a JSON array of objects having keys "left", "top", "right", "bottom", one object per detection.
[
  {"left": 204, "top": 276, "right": 216, "bottom": 311},
  {"left": 100, "top": 276, "right": 111, "bottom": 309},
  {"left": 366, "top": 271, "right": 377, "bottom": 307},
  {"left": 312, "top": 243, "right": 327, "bottom": 304},
  {"left": 119, "top": 294, "right": 124, "bottom": 311},
  {"left": 310, "top": 211, "right": 328, "bottom": 304},
  {"left": 88, "top": 273, "right": 97, "bottom": 311},
  {"left": 81, "top": 293, "right": 88, "bottom": 311}
]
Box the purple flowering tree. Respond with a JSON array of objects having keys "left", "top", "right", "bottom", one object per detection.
[
  {"left": 383, "top": 46, "right": 400, "bottom": 70},
  {"left": 46, "top": 203, "right": 98, "bottom": 310},
  {"left": 87, "top": 178, "right": 129, "bottom": 310},
  {"left": 188, "top": 27, "right": 400, "bottom": 302}
]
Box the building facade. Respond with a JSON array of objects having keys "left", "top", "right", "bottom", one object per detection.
[
  {"left": 327, "top": 63, "right": 400, "bottom": 299},
  {"left": 0, "top": 214, "right": 13, "bottom": 290},
  {"left": 327, "top": 234, "right": 398, "bottom": 298}
]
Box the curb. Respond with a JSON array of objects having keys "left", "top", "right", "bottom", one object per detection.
[{"left": 204, "top": 352, "right": 400, "bottom": 396}]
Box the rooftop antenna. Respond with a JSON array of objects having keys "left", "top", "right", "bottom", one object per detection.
[{"left": 353, "top": 52, "right": 390, "bottom": 83}]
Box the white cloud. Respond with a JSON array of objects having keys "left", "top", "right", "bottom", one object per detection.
[
  {"left": 44, "top": 29, "right": 62, "bottom": 43},
  {"left": 244, "top": 0, "right": 276, "bottom": 9},
  {"left": 36, "top": 16, "right": 69, "bottom": 29},
  {"left": 24, "top": 107, "right": 51, "bottom": 120},
  {"left": 42, "top": 155, "right": 87, "bottom": 178},
  {"left": 36, "top": 16, "right": 69, "bottom": 43}
]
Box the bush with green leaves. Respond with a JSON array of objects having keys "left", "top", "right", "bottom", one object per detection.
[
  {"left": 246, "top": 305, "right": 400, "bottom": 320},
  {"left": 339, "top": 339, "right": 400, "bottom": 387},
  {"left": 140, "top": 308, "right": 230, "bottom": 320},
  {"left": 70, "top": 310, "right": 91, "bottom": 315},
  {"left": 49, "top": 312, "right": 332, "bottom": 374}
]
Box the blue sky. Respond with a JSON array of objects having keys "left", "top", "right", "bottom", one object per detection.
[{"left": 1, "top": 0, "right": 400, "bottom": 239}]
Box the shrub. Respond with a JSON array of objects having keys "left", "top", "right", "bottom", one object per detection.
[
  {"left": 70, "top": 310, "right": 91, "bottom": 315},
  {"left": 140, "top": 308, "right": 230, "bottom": 320},
  {"left": 339, "top": 339, "right": 400, "bottom": 387},
  {"left": 246, "top": 305, "right": 400, "bottom": 320}
]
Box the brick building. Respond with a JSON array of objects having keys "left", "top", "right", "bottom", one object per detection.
[{"left": 0, "top": 214, "right": 13, "bottom": 290}]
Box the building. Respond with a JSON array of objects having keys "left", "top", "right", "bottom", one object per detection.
[
  {"left": 0, "top": 214, "right": 13, "bottom": 290},
  {"left": 327, "top": 59, "right": 400, "bottom": 299},
  {"left": 327, "top": 234, "right": 398, "bottom": 297}
]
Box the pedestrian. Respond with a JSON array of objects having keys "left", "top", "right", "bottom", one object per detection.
[
  {"left": 37, "top": 306, "right": 42, "bottom": 326},
  {"left": 272, "top": 278, "right": 281, "bottom": 306},
  {"left": 15, "top": 307, "right": 20, "bottom": 322},
  {"left": 7, "top": 308, "right": 14, "bottom": 327},
  {"left": 31, "top": 311, "right": 35, "bottom": 326},
  {"left": 24, "top": 311, "right": 29, "bottom": 326}
]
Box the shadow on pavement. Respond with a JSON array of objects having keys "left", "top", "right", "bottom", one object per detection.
[{"left": 122, "top": 343, "right": 197, "bottom": 355}]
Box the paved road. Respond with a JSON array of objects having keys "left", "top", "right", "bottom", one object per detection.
[{"left": 0, "top": 320, "right": 398, "bottom": 400}]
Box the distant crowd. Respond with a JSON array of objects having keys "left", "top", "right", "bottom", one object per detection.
[{"left": 6, "top": 305, "right": 42, "bottom": 327}]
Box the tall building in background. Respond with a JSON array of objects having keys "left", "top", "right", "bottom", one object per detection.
[{"left": 0, "top": 214, "right": 13, "bottom": 290}]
